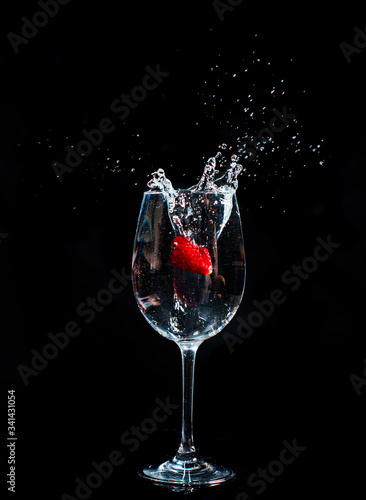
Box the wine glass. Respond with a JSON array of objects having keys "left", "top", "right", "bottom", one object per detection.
[{"left": 132, "top": 188, "right": 245, "bottom": 487}]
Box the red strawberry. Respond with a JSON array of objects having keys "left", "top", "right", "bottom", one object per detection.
[{"left": 169, "top": 236, "right": 212, "bottom": 275}]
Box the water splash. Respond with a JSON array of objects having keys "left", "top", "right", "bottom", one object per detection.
[
  {"left": 191, "top": 154, "right": 243, "bottom": 194},
  {"left": 147, "top": 168, "right": 177, "bottom": 213},
  {"left": 194, "top": 44, "right": 327, "bottom": 213},
  {"left": 193, "top": 157, "right": 218, "bottom": 192},
  {"left": 148, "top": 151, "right": 244, "bottom": 241}
]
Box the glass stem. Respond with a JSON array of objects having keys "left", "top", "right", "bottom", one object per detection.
[{"left": 176, "top": 342, "right": 201, "bottom": 462}]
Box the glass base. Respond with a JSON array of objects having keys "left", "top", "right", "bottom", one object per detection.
[{"left": 139, "top": 454, "right": 235, "bottom": 488}]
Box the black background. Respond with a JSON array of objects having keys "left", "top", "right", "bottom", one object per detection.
[{"left": 1, "top": 1, "right": 366, "bottom": 499}]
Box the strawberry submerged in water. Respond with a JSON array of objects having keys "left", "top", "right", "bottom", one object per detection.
[
  {"left": 169, "top": 236, "right": 212, "bottom": 276},
  {"left": 173, "top": 269, "right": 202, "bottom": 308}
]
